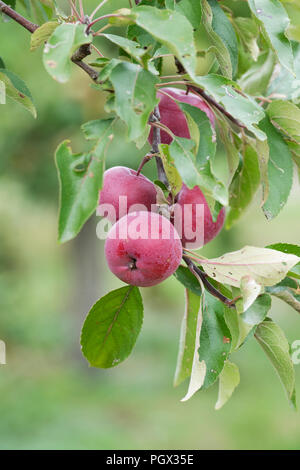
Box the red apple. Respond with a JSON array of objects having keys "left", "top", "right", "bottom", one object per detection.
[
  {"left": 175, "top": 183, "right": 225, "bottom": 249},
  {"left": 98, "top": 166, "right": 157, "bottom": 223},
  {"left": 105, "top": 211, "right": 183, "bottom": 287},
  {"left": 149, "top": 87, "right": 215, "bottom": 145}
]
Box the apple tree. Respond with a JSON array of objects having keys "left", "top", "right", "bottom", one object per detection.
[{"left": 1, "top": 0, "right": 300, "bottom": 409}]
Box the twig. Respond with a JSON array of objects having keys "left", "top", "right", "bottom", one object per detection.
[
  {"left": 93, "top": 23, "right": 111, "bottom": 35},
  {"left": 0, "top": 1, "right": 99, "bottom": 83},
  {"left": 183, "top": 256, "right": 235, "bottom": 307},
  {"left": 90, "top": 0, "right": 109, "bottom": 21},
  {"left": 173, "top": 57, "right": 247, "bottom": 130},
  {"left": 71, "top": 44, "right": 99, "bottom": 81},
  {"left": 188, "top": 85, "right": 247, "bottom": 130},
  {"left": 68, "top": 0, "right": 81, "bottom": 20},
  {"left": 0, "top": 0, "right": 38, "bottom": 32},
  {"left": 157, "top": 80, "right": 190, "bottom": 87},
  {"left": 86, "top": 13, "right": 126, "bottom": 33},
  {"left": 78, "top": 0, "right": 84, "bottom": 20},
  {"left": 149, "top": 106, "right": 169, "bottom": 187},
  {"left": 91, "top": 43, "right": 104, "bottom": 57}
]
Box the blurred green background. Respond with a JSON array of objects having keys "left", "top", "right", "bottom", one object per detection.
[{"left": 0, "top": 0, "right": 300, "bottom": 451}]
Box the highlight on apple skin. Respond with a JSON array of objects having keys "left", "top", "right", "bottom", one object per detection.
[
  {"left": 175, "top": 183, "right": 225, "bottom": 249},
  {"left": 104, "top": 211, "right": 183, "bottom": 287},
  {"left": 149, "top": 87, "right": 215, "bottom": 145},
  {"left": 98, "top": 166, "right": 157, "bottom": 223}
]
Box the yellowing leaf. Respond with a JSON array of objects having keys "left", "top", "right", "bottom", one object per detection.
[
  {"left": 201, "top": 246, "right": 300, "bottom": 287},
  {"left": 31, "top": 21, "right": 59, "bottom": 52},
  {"left": 181, "top": 295, "right": 206, "bottom": 401},
  {"left": 239, "top": 275, "right": 263, "bottom": 312},
  {"left": 215, "top": 361, "right": 240, "bottom": 410},
  {"left": 174, "top": 289, "right": 201, "bottom": 387}
]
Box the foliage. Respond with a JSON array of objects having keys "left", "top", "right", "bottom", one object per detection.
[{"left": 1, "top": 0, "right": 300, "bottom": 410}]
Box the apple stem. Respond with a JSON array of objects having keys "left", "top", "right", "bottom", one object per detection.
[
  {"left": 136, "top": 153, "right": 155, "bottom": 176},
  {"left": 183, "top": 255, "right": 235, "bottom": 308}
]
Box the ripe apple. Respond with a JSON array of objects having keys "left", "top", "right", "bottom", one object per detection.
[
  {"left": 149, "top": 87, "right": 215, "bottom": 145},
  {"left": 105, "top": 211, "right": 183, "bottom": 287},
  {"left": 98, "top": 166, "right": 157, "bottom": 223},
  {"left": 175, "top": 183, "right": 225, "bottom": 248}
]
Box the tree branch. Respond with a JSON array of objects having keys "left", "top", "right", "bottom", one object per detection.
[
  {"left": 183, "top": 255, "right": 235, "bottom": 307},
  {"left": 0, "top": 0, "right": 38, "bottom": 32},
  {"left": 173, "top": 58, "right": 246, "bottom": 129},
  {"left": 0, "top": 1, "right": 99, "bottom": 82},
  {"left": 188, "top": 85, "right": 246, "bottom": 130},
  {"left": 71, "top": 44, "right": 99, "bottom": 81},
  {"left": 149, "top": 105, "right": 169, "bottom": 187}
]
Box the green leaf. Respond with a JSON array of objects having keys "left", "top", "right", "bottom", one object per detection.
[
  {"left": 255, "top": 319, "right": 296, "bottom": 408},
  {"left": 4, "top": 0, "right": 16, "bottom": 8},
  {"left": 127, "top": 23, "right": 157, "bottom": 48},
  {"left": 268, "top": 43, "right": 300, "bottom": 102},
  {"left": 174, "top": 289, "right": 202, "bottom": 386},
  {"left": 259, "top": 116, "right": 293, "bottom": 220},
  {"left": 109, "top": 61, "right": 159, "bottom": 142},
  {"left": 55, "top": 119, "right": 114, "bottom": 243},
  {"left": 31, "top": 0, "right": 54, "bottom": 25},
  {"left": 267, "top": 100, "right": 300, "bottom": 144},
  {"left": 201, "top": 245, "right": 300, "bottom": 288},
  {"left": 266, "top": 243, "right": 300, "bottom": 278},
  {"left": 225, "top": 294, "right": 272, "bottom": 351},
  {"left": 0, "top": 69, "right": 36, "bottom": 117},
  {"left": 234, "top": 16, "right": 259, "bottom": 61},
  {"left": 135, "top": 5, "right": 197, "bottom": 76},
  {"left": 175, "top": 0, "right": 202, "bottom": 30},
  {"left": 266, "top": 277, "right": 300, "bottom": 314},
  {"left": 238, "top": 293, "right": 272, "bottom": 346},
  {"left": 108, "top": 8, "right": 136, "bottom": 26},
  {"left": 248, "top": 0, "right": 294, "bottom": 75},
  {"left": 238, "top": 50, "right": 275, "bottom": 96},
  {"left": 174, "top": 265, "right": 202, "bottom": 297},
  {"left": 199, "top": 292, "right": 231, "bottom": 389},
  {"left": 159, "top": 144, "right": 182, "bottom": 197},
  {"left": 81, "top": 118, "right": 116, "bottom": 141},
  {"left": 43, "top": 23, "right": 92, "bottom": 83},
  {"left": 101, "top": 34, "right": 146, "bottom": 60},
  {"left": 179, "top": 102, "right": 216, "bottom": 166},
  {"left": 169, "top": 136, "right": 228, "bottom": 206},
  {"left": 0, "top": 57, "right": 5, "bottom": 68},
  {"left": 241, "top": 294, "right": 271, "bottom": 326},
  {"left": 98, "top": 58, "right": 121, "bottom": 83},
  {"left": 217, "top": 118, "right": 240, "bottom": 184},
  {"left": 193, "top": 74, "right": 266, "bottom": 140},
  {"left": 201, "top": 0, "right": 232, "bottom": 79},
  {"left": 181, "top": 293, "right": 206, "bottom": 402},
  {"left": 81, "top": 286, "right": 143, "bottom": 368},
  {"left": 215, "top": 361, "right": 240, "bottom": 410},
  {"left": 0, "top": 79, "right": 4, "bottom": 104},
  {"left": 224, "top": 307, "right": 240, "bottom": 351},
  {"left": 255, "top": 136, "right": 269, "bottom": 206},
  {"left": 227, "top": 144, "right": 260, "bottom": 228},
  {"left": 30, "top": 20, "right": 59, "bottom": 51},
  {"left": 203, "top": 0, "right": 238, "bottom": 79},
  {"left": 176, "top": 101, "right": 228, "bottom": 203}
]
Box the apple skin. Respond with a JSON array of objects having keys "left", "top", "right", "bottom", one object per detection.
[
  {"left": 175, "top": 183, "right": 225, "bottom": 249},
  {"left": 98, "top": 166, "right": 157, "bottom": 223},
  {"left": 149, "top": 87, "right": 215, "bottom": 145},
  {"left": 105, "top": 211, "right": 183, "bottom": 287}
]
